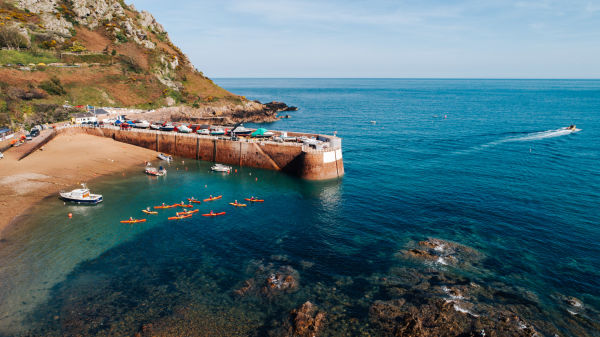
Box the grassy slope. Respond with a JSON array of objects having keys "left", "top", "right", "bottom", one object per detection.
[{"left": 0, "top": 5, "right": 243, "bottom": 128}]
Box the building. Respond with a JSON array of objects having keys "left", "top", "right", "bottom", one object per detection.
[
  {"left": 71, "top": 113, "right": 98, "bottom": 124},
  {"left": 0, "top": 128, "right": 13, "bottom": 141}
]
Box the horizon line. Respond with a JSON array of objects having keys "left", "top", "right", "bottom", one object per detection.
[{"left": 211, "top": 77, "right": 600, "bottom": 80}]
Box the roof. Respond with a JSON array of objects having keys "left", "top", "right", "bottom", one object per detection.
[
  {"left": 72, "top": 113, "right": 95, "bottom": 118},
  {"left": 0, "top": 128, "right": 10, "bottom": 134},
  {"left": 94, "top": 109, "right": 109, "bottom": 115}
]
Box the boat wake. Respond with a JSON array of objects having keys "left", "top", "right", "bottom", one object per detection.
[{"left": 455, "top": 127, "right": 580, "bottom": 155}]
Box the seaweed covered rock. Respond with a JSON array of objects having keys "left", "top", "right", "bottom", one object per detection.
[
  {"left": 234, "top": 262, "right": 300, "bottom": 299},
  {"left": 399, "top": 238, "right": 483, "bottom": 269},
  {"left": 286, "top": 301, "right": 326, "bottom": 337}
]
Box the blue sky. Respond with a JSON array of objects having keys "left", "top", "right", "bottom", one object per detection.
[{"left": 130, "top": 0, "right": 600, "bottom": 78}]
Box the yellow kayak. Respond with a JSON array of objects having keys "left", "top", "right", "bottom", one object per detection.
[
  {"left": 229, "top": 202, "right": 247, "bottom": 207},
  {"left": 142, "top": 210, "right": 158, "bottom": 215}
]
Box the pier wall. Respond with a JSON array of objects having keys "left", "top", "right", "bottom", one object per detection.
[{"left": 57, "top": 126, "right": 344, "bottom": 181}]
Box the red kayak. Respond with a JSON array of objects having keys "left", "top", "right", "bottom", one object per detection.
[
  {"left": 187, "top": 198, "right": 202, "bottom": 204},
  {"left": 176, "top": 209, "right": 199, "bottom": 216},
  {"left": 203, "top": 195, "right": 222, "bottom": 202},
  {"left": 168, "top": 214, "right": 192, "bottom": 220},
  {"left": 202, "top": 211, "right": 226, "bottom": 217}
]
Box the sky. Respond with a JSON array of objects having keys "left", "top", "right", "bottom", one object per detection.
[{"left": 130, "top": 0, "right": 600, "bottom": 78}]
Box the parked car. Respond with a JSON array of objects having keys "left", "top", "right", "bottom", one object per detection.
[
  {"left": 30, "top": 129, "right": 40, "bottom": 137},
  {"left": 25, "top": 133, "right": 32, "bottom": 141}
]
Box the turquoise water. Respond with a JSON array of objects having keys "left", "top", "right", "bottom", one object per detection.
[{"left": 1, "top": 79, "right": 599, "bottom": 336}]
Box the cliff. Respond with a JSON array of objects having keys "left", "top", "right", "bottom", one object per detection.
[{"left": 0, "top": 0, "right": 292, "bottom": 128}]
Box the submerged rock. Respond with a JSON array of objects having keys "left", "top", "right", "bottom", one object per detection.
[
  {"left": 234, "top": 262, "right": 300, "bottom": 299},
  {"left": 399, "top": 238, "right": 483, "bottom": 269},
  {"left": 286, "top": 301, "right": 326, "bottom": 337}
]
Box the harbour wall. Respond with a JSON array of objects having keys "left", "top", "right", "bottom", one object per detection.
[{"left": 58, "top": 126, "right": 344, "bottom": 181}]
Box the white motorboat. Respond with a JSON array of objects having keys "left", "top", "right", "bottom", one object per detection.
[
  {"left": 59, "top": 184, "right": 103, "bottom": 204},
  {"left": 177, "top": 125, "right": 192, "bottom": 133},
  {"left": 145, "top": 165, "right": 167, "bottom": 176},
  {"left": 211, "top": 163, "right": 232, "bottom": 172},
  {"left": 150, "top": 124, "right": 161, "bottom": 130},
  {"left": 210, "top": 128, "right": 225, "bottom": 136},
  {"left": 564, "top": 125, "right": 581, "bottom": 132},
  {"left": 197, "top": 129, "right": 210, "bottom": 135},
  {"left": 232, "top": 124, "right": 252, "bottom": 135},
  {"left": 263, "top": 131, "right": 275, "bottom": 137},
  {"left": 157, "top": 153, "right": 172, "bottom": 161},
  {"left": 134, "top": 120, "right": 150, "bottom": 128}
]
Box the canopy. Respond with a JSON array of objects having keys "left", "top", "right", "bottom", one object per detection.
[{"left": 251, "top": 128, "right": 268, "bottom": 137}]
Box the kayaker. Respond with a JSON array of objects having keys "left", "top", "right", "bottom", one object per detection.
[
  {"left": 129, "top": 217, "right": 133, "bottom": 221},
  {"left": 234, "top": 200, "right": 238, "bottom": 204}
]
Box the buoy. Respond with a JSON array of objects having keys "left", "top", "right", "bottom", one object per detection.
[
  {"left": 255, "top": 177, "right": 258, "bottom": 181},
  {"left": 68, "top": 213, "right": 72, "bottom": 218},
  {"left": 235, "top": 169, "right": 237, "bottom": 173}
]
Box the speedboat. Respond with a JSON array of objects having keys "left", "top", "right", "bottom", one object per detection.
[
  {"left": 565, "top": 125, "right": 581, "bottom": 132},
  {"left": 210, "top": 128, "right": 225, "bottom": 136},
  {"left": 177, "top": 125, "right": 192, "bottom": 133},
  {"left": 211, "top": 163, "right": 231, "bottom": 172},
  {"left": 145, "top": 165, "right": 167, "bottom": 176},
  {"left": 232, "top": 124, "right": 252, "bottom": 135},
  {"left": 157, "top": 153, "right": 172, "bottom": 161},
  {"left": 59, "top": 184, "right": 103, "bottom": 204},
  {"left": 197, "top": 128, "right": 210, "bottom": 135}
]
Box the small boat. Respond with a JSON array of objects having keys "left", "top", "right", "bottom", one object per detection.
[
  {"left": 203, "top": 195, "right": 222, "bottom": 202},
  {"left": 150, "top": 124, "right": 161, "bottom": 130},
  {"left": 187, "top": 198, "right": 202, "bottom": 204},
  {"left": 565, "top": 125, "right": 581, "bottom": 132},
  {"left": 211, "top": 164, "right": 231, "bottom": 172},
  {"left": 197, "top": 128, "right": 210, "bottom": 135},
  {"left": 177, "top": 125, "right": 192, "bottom": 133},
  {"left": 154, "top": 204, "right": 177, "bottom": 209},
  {"left": 145, "top": 166, "right": 167, "bottom": 176},
  {"left": 231, "top": 124, "right": 252, "bottom": 135},
  {"left": 134, "top": 120, "right": 150, "bottom": 128},
  {"left": 210, "top": 128, "right": 225, "bottom": 136},
  {"left": 157, "top": 153, "right": 172, "bottom": 161},
  {"left": 245, "top": 198, "right": 264, "bottom": 202},
  {"left": 59, "top": 184, "right": 103, "bottom": 204},
  {"left": 120, "top": 219, "right": 147, "bottom": 224},
  {"left": 176, "top": 209, "right": 199, "bottom": 216},
  {"left": 160, "top": 124, "right": 175, "bottom": 132},
  {"left": 177, "top": 203, "right": 194, "bottom": 208},
  {"left": 168, "top": 214, "right": 192, "bottom": 220},
  {"left": 229, "top": 202, "right": 247, "bottom": 207},
  {"left": 142, "top": 210, "right": 158, "bottom": 215},
  {"left": 202, "top": 211, "right": 226, "bottom": 217}
]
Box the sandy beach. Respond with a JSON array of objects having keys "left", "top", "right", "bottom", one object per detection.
[{"left": 0, "top": 133, "right": 157, "bottom": 236}]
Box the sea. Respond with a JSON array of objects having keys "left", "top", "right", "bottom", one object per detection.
[{"left": 0, "top": 79, "right": 599, "bottom": 336}]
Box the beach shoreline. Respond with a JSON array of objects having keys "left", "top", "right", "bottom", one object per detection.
[{"left": 0, "top": 133, "right": 157, "bottom": 237}]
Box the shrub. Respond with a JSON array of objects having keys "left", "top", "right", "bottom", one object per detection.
[
  {"left": 115, "top": 32, "right": 128, "bottom": 43},
  {"left": 0, "top": 25, "right": 29, "bottom": 49},
  {"left": 118, "top": 54, "right": 142, "bottom": 73},
  {"left": 68, "top": 41, "right": 86, "bottom": 53},
  {"left": 39, "top": 77, "right": 66, "bottom": 96}
]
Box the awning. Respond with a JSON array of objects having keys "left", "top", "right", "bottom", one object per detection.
[{"left": 251, "top": 128, "right": 268, "bottom": 137}]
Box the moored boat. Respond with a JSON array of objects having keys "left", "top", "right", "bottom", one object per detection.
[
  {"left": 145, "top": 165, "right": 167, "bottom": 176},
  {"left": 197, "top": 128, "right": 210, "bottom": 135},
  {"left": 211, "top": 163, "right": 232, "bottom": 172},
  {"left": 157, "top": 153, "right": 172, "bottom": 161},
  {"left": 210, "top": 128, "right": 225, "bottom": 135},
  {"left": 232, "top": 124, "right": 252, "bottom": 135},
  {"left": 59, "top": 184, "right": 103, "bottom": 204},
  {"left": 177, "top": 125, "right": 192, "bottom": 133}
]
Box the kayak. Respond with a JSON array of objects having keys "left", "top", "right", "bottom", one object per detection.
[
  {"left": 229, "top": 202, "right": 247, "bottom": 207},
  {"left": 188, "top": 198, "right": 202, "bottom": 204},
  {"left": 154, "top": 205, "right": 176, "bottom": 209},
  {"left": 202, "top": 211, "right": 226, "bottom": 217},
  {"left": 142, "top": 210, "right": 158, "bottom": 215},
  {"left": 244, "top": 198, "right": 264, "bottom": 202},
  {"left": 203, "top": 195, "right": 222, "bottom": 202},
  {"left": 168, "top": 214, "right": 192, "bottom": 220},
  {"left": 120, "top": 219, "right": 147, "bottom": 224},
  {"left": 177, "top": 204, "right": 194, "bottom": 208},
  {"left": 176, "top": 209, "right": 199, "bottom": 216}
]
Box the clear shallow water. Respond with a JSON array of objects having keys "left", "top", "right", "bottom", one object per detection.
[{"left": 1, "top": 79, "right": 599, "bottom": 336}]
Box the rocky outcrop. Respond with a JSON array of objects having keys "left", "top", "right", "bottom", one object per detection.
[
  {"left": 399, "top": 238, "right": 483, "bottom": 269},
  {"left": 286, "top": 301, "right": 326, "bottom": 337},
  {"left": 234, "top": 262, "right": 300, "bottom": 299}
]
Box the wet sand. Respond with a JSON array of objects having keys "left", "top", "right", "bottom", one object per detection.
[{"left": 0, "top": 133, "right": 157, "bottom": 237}]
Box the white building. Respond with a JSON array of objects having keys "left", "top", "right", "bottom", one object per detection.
[{"left": 71, "top": 113, "right": 98, "bottom": 124}]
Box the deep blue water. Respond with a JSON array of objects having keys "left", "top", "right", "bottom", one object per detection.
[{"left": 0, "top": 79, "right": 599, "bottom": 336}]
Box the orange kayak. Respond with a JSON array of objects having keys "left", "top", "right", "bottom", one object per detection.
[
  {"left": 202, "top": 211, "right": 226, "bottom": 217},
  {"left": 176, "top": 209, "right": 199, "bottom": 216},
  {"left": 142, "top": 210, "right": 158, "bottom": 215},
  {"left": 188, "top": 199, "right": 202, "bottom": 204},
  {"left": 154, "top": 205, "right": 176, "bottom": 209},
  {"left": 177, "top": 204, "right": 194, "bottom": 208},
  {"left": 244, "top": 198, "right": 264, "bottom": 202},
  {"left": 168, "top": 214, "right": 192, "bottom": 220},
  {"left": 120, "top": 219, "right": 147, "bottom": 224},
  {"left": 229, "top": 202, "right": 247, "bottom": 207},
  {"left": 203, "top": 195, "right": 222, "bottom": 202}
]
